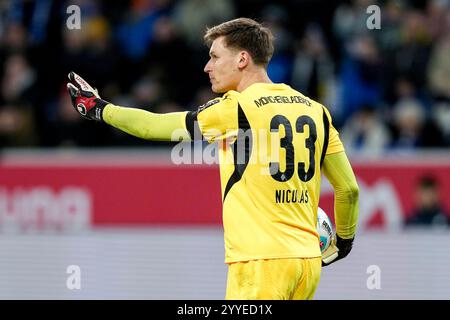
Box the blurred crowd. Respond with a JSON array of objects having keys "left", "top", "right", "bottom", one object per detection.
[{"left": 0, "top": 0, "right": 449, "bottom": 153}]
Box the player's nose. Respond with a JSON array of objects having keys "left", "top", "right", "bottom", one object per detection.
[{"left": 204, "top": 60, "right": 212, "bottom": 73}]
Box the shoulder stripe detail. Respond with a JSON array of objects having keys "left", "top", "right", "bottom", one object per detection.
[
  {"left": 185, "top": 110, "right": 203, "bottom": 140},
  {"left": 320, "top": 107, "right": 330, "bottom": 167},
  {"left": 223, "top": 103, "right": 252, "bottom": 202}
]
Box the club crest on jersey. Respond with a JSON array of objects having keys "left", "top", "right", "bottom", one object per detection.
[
  {"left": 198, "top": 99, "right": 220, "bottom": 112},
  {"left": 77, "top": 103, "right": 87, "bottom": 115}
]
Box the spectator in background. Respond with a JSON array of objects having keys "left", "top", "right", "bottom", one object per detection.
[
  {"left": 393, "top": 10, "right": 432, "bottom": 92},
  {"left": 332, "top": 0, "right": 374, "bottom": 44},
  {"left": 378, "top": 0, "right": 404, "bottom": 53},
  {"left": 1, "top": 53, "right": 37, "bottom": 104},
  {"left": 260, "top": 4, "right": 293, "bottom": 84},
  {"left": 377, "top": 0, "right": 406, "bottom": 104},
  {"left": 172, "top": 0, "right": 235, "bottom": 51},
  {"left": 340, "top": 104, "right": 391, "bottom": 156},
  {"left": 405, "top": 175, "right": 450, "bottom": 227},
  {"left": 128, "top": 76, "right": 164, "bottom": 111},
  {"left": 146, "top": 16, "right": 201, "bottom": 106},
  {"left": 0, "top": 1, "right": 8, "bottom": 38},
  {"left": 60, "top": 18, "right": 87, "bottom": 73},
  {"left": 392, "top": 77, "right": 432, "bottom": 112},
  {"left": 0, "top": 53, "right": 37, "bottom": 146},
  {"left": 390, "top": 98, "right": 424, "bottom": 149},
  {"left": 338, "top": 34, "right": 382, "bottom": 126},
  {"left": 115, "top": 0, "right": 171, "bottom": 90},
  {"left": 291, "top": 24, "right": 334, "bottom": 104},
  {"left": 1, "top": 22, "right": 28, "bottom": 54},
  {"left": 432, "top": 101, "right": 450, "bottom": 146},
  {"left": 116, "top": 0, "right": 168, "bottom": 61},
  {"left": 82, "top": 17, "right": 119, "bottom": 88},
  {"left": 425, "top": 0, "right": 449, "bottom": 42},
  {"left": 427, "top": 11, "right": 450, "bottom": 101},
  {"left": 53, "top": 85, "right": 87, "bottom": 146},
  {"left": 390, "top": 98, "right": 445, "bottom": 149},
  {"left": 387, "top": 74, "right": 439, "bottom": 148},
  {"left": 0, "top": 103, "right": 36, "bottom": 146}
]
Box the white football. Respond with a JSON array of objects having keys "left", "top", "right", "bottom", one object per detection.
[{"left": 317, "top": 207, "right": 333, "bottom": 253}]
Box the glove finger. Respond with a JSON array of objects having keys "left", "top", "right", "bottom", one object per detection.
[
  {"left": 68, "top": 71, "right": 99, "bottom": 96},
  {"left": 68, "top": 72, "right": 79, "bottom": 87},
  {"left": 70, "top": 71, "right": 92, "bottom": 91},
  {"left": 67, "top": 83, "right": 79, "bottom": 101}
]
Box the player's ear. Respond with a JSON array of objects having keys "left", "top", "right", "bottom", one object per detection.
[{"left": 237, "top": 51, "right": 250, "bottom": 69}]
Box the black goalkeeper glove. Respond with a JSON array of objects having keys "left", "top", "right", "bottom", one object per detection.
[
  {"left": 66, "top": 71, "right": 109, "bottom": 121},
  {"left": 322, "top": 234, "right": 354, "bottom": 267}
]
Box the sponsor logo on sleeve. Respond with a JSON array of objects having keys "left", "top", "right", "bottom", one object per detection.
[{"left": 198, "top": 99, "right": 221, "bottom": 112}]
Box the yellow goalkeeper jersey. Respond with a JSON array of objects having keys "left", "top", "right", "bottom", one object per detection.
[{"left": 191, "top": 83, "right": 344, "bottom": 263}]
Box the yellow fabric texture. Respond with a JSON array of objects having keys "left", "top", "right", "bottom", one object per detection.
[
  {"left": 196, "top": 83, "right": 345, "bottom": 263},
  {"left": 102, "top": 104, "right": 190, "bottom": 141},
  {"left": 322, "top": 151, "right": 359, "bottom": 239},
  {"left": 196, "top": 94, "right": 239, "bottom": 142},
  {"left": 225, "top": 257, "right": 321, "bottom": 300}
]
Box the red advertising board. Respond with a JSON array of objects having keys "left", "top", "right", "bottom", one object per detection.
[{"left": 1, "top": 152, "right": 449, "bottom": 231}]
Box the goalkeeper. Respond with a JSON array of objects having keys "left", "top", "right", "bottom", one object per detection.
[{"left": 67, "top": 18, "right": 359, "bottom": 300}]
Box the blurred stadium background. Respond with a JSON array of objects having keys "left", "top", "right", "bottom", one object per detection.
[{"left": 0, "top": 0, "right": 450, "bottom": 299}]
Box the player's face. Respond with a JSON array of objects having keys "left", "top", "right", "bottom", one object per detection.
[{"left": 204, "top": 37, "right": 241, "bottom": 93}]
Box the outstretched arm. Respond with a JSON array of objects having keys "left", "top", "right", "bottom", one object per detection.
[
  {"left": 67, "top": 72, "right": 191, "bottom": 141},
  {"left": 103, "top": 104, "right": 190, "bottom": 141}
]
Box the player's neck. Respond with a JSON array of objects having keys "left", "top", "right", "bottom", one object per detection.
[{"left": 236, "top": 69, "right": 272, "bottom": 93}]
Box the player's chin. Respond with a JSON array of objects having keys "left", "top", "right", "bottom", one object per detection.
[{"left": 211, "top": 85, "right": 227, "bottom": 94}]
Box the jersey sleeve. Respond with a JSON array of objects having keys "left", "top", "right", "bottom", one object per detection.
[
  {"left": 195, "top": 91, "right": 239, "bottom": 143},
  {"left": 103, "top": 104, "right": 190, "bottom": 141},
  {"left": 322, "top": 151, "right": 359, "bottom": 239},
  {"left": 323, "top": 106, "right": 345, "bottom": 155}
]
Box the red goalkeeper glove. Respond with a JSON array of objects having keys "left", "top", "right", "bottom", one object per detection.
[{"left": 66, "top": 71, "right": 109, "bottom": 121}]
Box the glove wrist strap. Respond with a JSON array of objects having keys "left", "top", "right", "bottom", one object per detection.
[{"left": 89, "top": 98, "right": 108, "bottom": 122}]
